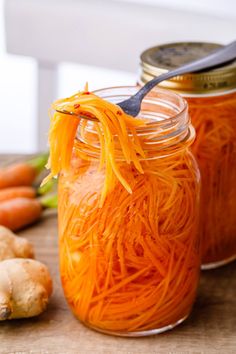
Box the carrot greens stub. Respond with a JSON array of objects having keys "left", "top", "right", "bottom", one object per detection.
[{"left": 46, "top": 86, "right": 201, "bottom": 336}]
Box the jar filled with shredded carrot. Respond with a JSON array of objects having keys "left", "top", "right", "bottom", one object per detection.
[
  {"left": 45, "top": 86, "right": 200, "bottom": 336},
  {"left": 140, "top": 42, "right": 236, "bottom": 269}
]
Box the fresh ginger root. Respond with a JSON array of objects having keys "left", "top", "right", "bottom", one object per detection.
[
  {"left": 0, "top": 258, "right": 53, "bottom": 320},
  {"left": 0, "top": 226, "right": 53, "bottom": 320},
  {"left": 0, "top": 226, "right": 34, "bottom": 261}
]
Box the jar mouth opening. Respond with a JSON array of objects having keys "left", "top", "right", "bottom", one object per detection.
[
  {"left": 93, "top": 85, "right": 188, "bottom": 129},
  {"left": 74, "top": 86, "right": 192, "bottom": 159}
]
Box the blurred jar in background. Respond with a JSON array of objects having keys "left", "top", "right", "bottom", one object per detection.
[{"left": 139, "top": 42, "right": 236, "bottom": 269}]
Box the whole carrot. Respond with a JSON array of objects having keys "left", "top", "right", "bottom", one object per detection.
[
  {"left": 0, "top": 195, "right": 58, "bottom": 231},
  {"left": 0, "top": 186, "right": 36, "bottom": 202},
  {"left": 0, "top": 198, "right": 42, "bottom": 231},
  {"left": 0, "top": 153, "right": 48, "bottom": 189}
]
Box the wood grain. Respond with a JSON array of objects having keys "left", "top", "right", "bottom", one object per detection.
[{"left": 0, "top": 155, "right": 235, "bottom": 354}]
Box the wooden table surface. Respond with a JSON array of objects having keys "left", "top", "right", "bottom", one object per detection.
[{"left": 0, "top": 155, "right": 236, "bottom": 354}]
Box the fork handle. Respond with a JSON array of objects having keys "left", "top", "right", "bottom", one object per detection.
[{"left": 136, "top": 40, "right": 236, "bottom": 100}]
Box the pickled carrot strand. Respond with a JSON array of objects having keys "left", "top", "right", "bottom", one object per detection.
[
  {"left": 91, "top": 267, "right": 150, "bottom": 303},
  {"left": 139, "top": 238, "right": 167, "bottom": 277},
  {"left": 129, "top": 245, "right": 176, "bottom": 331}
]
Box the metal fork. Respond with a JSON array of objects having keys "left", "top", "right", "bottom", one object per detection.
[{"left": 56, "top": 40, "right": 236, "bottom": 120}]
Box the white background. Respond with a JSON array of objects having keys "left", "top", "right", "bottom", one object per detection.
[{"left": 0, "top": 0, "right": 235, "bottom": 153}]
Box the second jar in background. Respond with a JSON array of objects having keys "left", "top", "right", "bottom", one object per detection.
[{"left": 140, "top": 42, "right": 236, "bottom": 269}]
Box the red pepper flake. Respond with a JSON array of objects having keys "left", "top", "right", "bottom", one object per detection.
[
  {"left": 83, "top": 92, "right": 90, "bottom": 95},
  {"left": 117, "top": 111, "right": 122, "bottom": 116},
  {"left": 74, "top": 104, "right": 80, "bottom": 109},
  {"left": 81, "top": 111, "right": 93, "bottom": 119}
]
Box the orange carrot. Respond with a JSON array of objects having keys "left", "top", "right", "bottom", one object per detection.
[
  {"left": 0, "top": 163, "right": 36, "bottom": 189},
  {"left": 0, "top": 186, "right": 36, "bottom": 202},
  {"left": 0, "top": 153, "right": 48, "bottom": 189},
  {"left": 0, "top": 194, "right": 57, "bottom": 231},
  {"left": 0, "top": 198, "right": 42, "bottom": 231}
]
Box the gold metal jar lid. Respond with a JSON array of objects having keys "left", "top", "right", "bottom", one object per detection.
[{"left": 140, "top": 42, "right": 236, "bottom": 95}]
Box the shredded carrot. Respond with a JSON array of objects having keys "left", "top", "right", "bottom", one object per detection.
[
  {"left": 188, "top": 92, "right": 236, "bottom": 265},
  {"left": 47, "top": 88, "right": 200, "bottom": 333}
]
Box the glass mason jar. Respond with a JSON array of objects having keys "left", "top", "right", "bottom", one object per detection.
[
  {"left": 58, "top": 86, "right": 201, "bottom": 336},
  {"left": 139, "top": 42, "right": 236, "bottom": 269}
]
